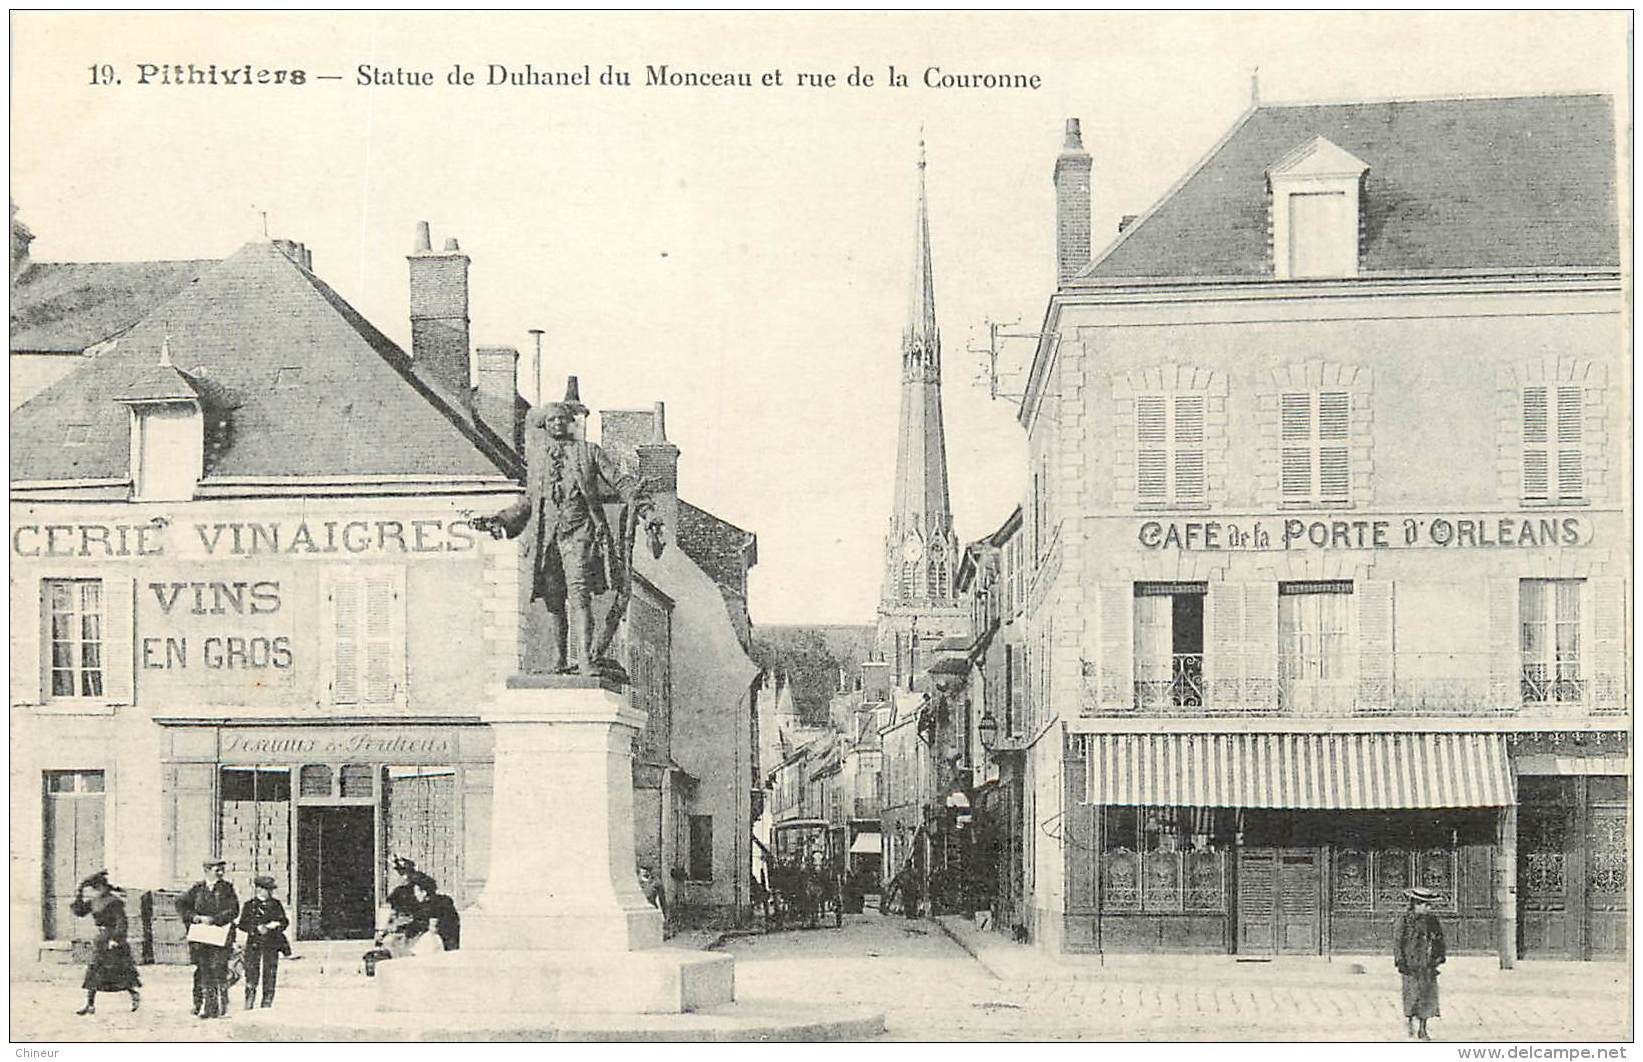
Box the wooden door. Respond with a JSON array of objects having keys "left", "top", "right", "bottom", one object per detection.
[
  {"left": 1236, "top": 847, "right": 1277, "bottom": 954},
  {"left": 1276, "top": 848, "right": 1323, "bottom": 954},
  {"left": 43, "top": 771, "right": 105, "bottom": 940},
  {"left": 1584, "top": 784, "right": 1627, "bottom": 959},
  {"left": 1519, "top": 778, "right": 1576, "bottom": 957}
]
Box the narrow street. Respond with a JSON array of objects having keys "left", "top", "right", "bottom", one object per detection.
[{"left": 19, "top": 914, "right": 1622, "bottom": 1043}]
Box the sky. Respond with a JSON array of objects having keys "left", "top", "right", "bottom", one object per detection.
[{"left": 10, "top": 11, "right": 1631, "bottom": 625}]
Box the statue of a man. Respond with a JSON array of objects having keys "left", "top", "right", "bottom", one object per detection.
[{"left": 471, "top": 400, "right": 646, "bottom": 676}]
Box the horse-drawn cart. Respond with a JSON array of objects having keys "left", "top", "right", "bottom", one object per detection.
[{"left": 755, "top": 819, "right": 845, "bottom": 931}]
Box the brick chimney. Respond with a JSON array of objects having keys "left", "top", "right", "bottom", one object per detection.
[
  {"left": 474, "top": 345, "right": 522, "bottom": 452},
  {"left": 1054, "top": 118, "right": 1093, "bottom": 285},
  {"left": 408, "top": 221, "right": 472, "bottom": 409},
  {"left": 635, "top": 402, "right": 680, "bottom": 535}
]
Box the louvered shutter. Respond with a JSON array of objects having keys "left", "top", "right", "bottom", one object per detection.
[
  {"left": 102, "top": 578, "right": 134, "bottom": 705},
  {"left": 1586, "top": 577, "right": 1627, "bottom": 713},
  {"left": 1280, "top": 393, "right": 1312, "bottom": 500},
  {"left": 1356, "top": 581, "right": 1396, "bottom": 712},
  {"left": 1486, "top": 578, "right": 1520, "bottom": 709},
  {"left": 1174, "top": 395, "right": 1206, "bottom": 501},
  {"left": 1522, "top": 387, "right": 1549, "bottom": 501},
  {"left": 1318, "top": 391, "right": 1351, "bottom": 501},
  {"left": 1097, "top": 583, "right": 1133, "bottom": 711},
  {"left": 331, "top": 581, "right": 361, "bottom": 704},
  {"left": 1135, "top": 397, "right": 1168, "bottom": 502},
  {"left": 1207, "top": 583, "right": 1246, "bottom": 708},
  {"left": 1555, "top": 386, "right": 1584, "bottom": 501},
  {"left": 363, "top": 575, "right": 399, "bottom": 703},
  {"left": 1242, "top": 584, "right": 1280, "bottom": 710}
]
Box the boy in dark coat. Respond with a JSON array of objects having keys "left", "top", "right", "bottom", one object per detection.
[
  {"left": 177, "top": 859, "right": 239, "bottom": 1019},
  {"left": 70, "top": 871, "right": 141, "bottom": 1015},
  {"left": 237, "top": 875, "right": 292, "bottom": 1009},
  {"left": 1393, "top": 886, "right": 1448, "bottom": 1040}
]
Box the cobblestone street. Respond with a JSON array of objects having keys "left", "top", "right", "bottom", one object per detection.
[{"left": 12, "top": 915, "right": 1630, "bottom": 1043}]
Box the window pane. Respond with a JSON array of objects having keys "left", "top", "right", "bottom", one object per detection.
[
  {"left": 51, "top": 640, "right": 74, "bottom": 669},
  {"left": 49, "top": 582, "right": 72, "bottom": 612},
  {"left": 81, "top": 670, "right": 103, "bottom": 697},
  {"left": 79, "top": 772, "right": 104, "bottom": 794},
  {"left": 51, "top": 670, "right": 75, "bottom": 697},
  {"left": 299, "top": 764, "right": 333, "bottom": 797},
  {"left": 340, "top": 764, "right": 374, "bottom": 798},
  {"left": 79, "top": 582, "right": 101, "bottom": 613}
]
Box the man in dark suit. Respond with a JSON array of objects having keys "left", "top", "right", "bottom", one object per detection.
[
  {"left": 473, "top": 399, "right": 642, "bottom": 675},
  {"left": 237, "top": 875, "right": 291, "bottom": 1009},
  {"left": 176, "top": 859, "right": 238, "bottom": 1019}
]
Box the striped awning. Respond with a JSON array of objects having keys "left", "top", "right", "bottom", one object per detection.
[{"left": 1082, "top": 732, "right": 1515, "bottom": 809}]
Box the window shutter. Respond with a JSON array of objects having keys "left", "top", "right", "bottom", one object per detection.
[
  {"left": 103, "top": 579, "right": 134, "bottom": 705},
  {"left": 1356, "top": 581, "right": 1395, "bottom": 712},
  {"left": 1096, "top": 583, "right": 1133, "bottom": 712},
  {"left": 1318, "top": 391, "right": 1351, "bottom": 501},
  {"left": 1522, "top": 387, "right": 1549, "bottom": 500},
  {"left": 1242, "top": 584, "right": 1280, "bottom": 710},
  {"left": 1135, "top": 396, "right": 1168, "bottom": 502},
  {"left": 1586, "top": 577, "right": 1626, "bottom": 713},
  {"left": 1486, "top": 578, "right": 1520, "bottom": 708},
  {"left": 1280, "top": 393, "right": 1312, "bottom": 500},
  {"left": 1207, "top": 583, "right": 1245, "bottom": 708},
  {"left": 331, "top": 581, "right": 360, "bottom": 704},
  {"left": 363, "top": 575, "right": 399, "bottom": 703},
  {"left": 1555, "top": 386, "right": 1584, "bottom": 500},
  {"left": 1174, "top": 395, "right": 1206, "bottom": 500}
]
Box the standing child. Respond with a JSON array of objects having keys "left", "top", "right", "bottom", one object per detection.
[{"left": 237, "top": 876, "right": 291, "bottom": 1009}]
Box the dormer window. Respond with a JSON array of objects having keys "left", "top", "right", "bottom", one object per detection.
[
  {"left": 116, "top": 361, "right": 204, "bottom": 502},
  {"left": 1268, "top": 137, "right": 1369, "bottom": 280}
]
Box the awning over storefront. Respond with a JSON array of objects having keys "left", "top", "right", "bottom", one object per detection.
[
  {"left": 849, "top": 833, "right": 882, "bottom": 855},
  {"left": 1081, "top": 732, "right": 1515, "bottom": 810}
]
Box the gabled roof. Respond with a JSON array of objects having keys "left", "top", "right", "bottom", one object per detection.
[
  {"left": 113, "top": 363, "right": 200, "bottom": 404},
  {"left": 12, "top": 241, "right": 520, "bottom": 484},
  {"left": 677, "top": 499, "right": 758, "bottom": 592},
  {"left": 11, "top": 259, "right": 217, "bottom": 352},
  {"left": 1081, "top": 94, "right": 1619, "bottom": 282}
]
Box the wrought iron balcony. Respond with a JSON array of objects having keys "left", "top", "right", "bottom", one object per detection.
[{"left": 1133, "top": 653, "right": 1205, "bottom": 712}]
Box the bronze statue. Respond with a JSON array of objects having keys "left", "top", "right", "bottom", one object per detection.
[{"left": 471, "top": 397, "right": 664, "bottom": 680}]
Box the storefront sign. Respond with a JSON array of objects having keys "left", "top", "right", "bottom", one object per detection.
[
  {"left": 220, "top": 727, "right": 455, "bottom": 758},
  {"left": 141, "top": 579, "right": 295, "bottom": 673},
  {"left": 12, "top": 516, "right": 481, "bottom": 559},
  {"left": 1138, "top": 514, "right": 1592, "bottom": 552}
]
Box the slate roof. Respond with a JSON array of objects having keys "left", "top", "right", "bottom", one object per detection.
[
  {"left": 676, "top": 500, "right": 758, "bottom": 596},
  {"left": 11, "top": 241, "right": 520, "bottom": 483},
  {"left": 11, "top": 259, "right": 217, "bottom": 352},
  {"left": 112, "top": 363, "right": 201, "bottom": 403},
  {"left": 1081, "top": 94, "right": 1619, "bottom": 282}
]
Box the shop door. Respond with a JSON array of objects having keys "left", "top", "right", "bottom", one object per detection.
[
  {"left": 1519, "top": 778, "right": 1576, "bottom": 957},
  {"left": 1236, "top": 847, "right": 1322, "bottom": 955},
  {"left": 42, "top": 771, "right": 105, "bottom": 939},
  {"left": 297, "top": 806, "right": 376, "bottom": 939},
  {"left": 1583, "top": 781, "right": 1627, "bottom": 959}
]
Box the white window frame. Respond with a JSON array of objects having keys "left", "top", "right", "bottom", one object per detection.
[
  {"left": 43, "top": 579, "right": 105, "bottom": 700},
  {"left": 1519, "top": 578, "right": 1583, "bottom": 706},
  {"left": 1522, "top": 385, "right": 1586, "bottom": 504},
  {"left": 1280, "top": 391, "right": 1352, "bottom": 505},
  {"left": 1135, "top": 394, "right": 1207, "bottom": 507},
  {"left": 1278, "top": 581, "right": 1355, "bottom": 715}
]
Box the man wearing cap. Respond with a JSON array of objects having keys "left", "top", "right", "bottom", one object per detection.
[
  {"left": 176, "top": 859, "right": 239, "bottom": 1019},
  {"left": 472, "top": 396, "right": 641, "bottom": 675},
  {"left": 1393, "top": 886, "right": 1448, "bottom": 1040},
  {"left": 237, "top": 876, "right": 291, "bottom": 1009}
]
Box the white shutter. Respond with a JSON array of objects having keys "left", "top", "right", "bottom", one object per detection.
[
  {"left": 1097, "top": 583, "right": 1134, "bottom": 712},
  {"left": 1586, "top": 577, "right": 1626, "bottom": 713},
  {"left": 363, "top": 575, "right": 399, "bottom": 703},
  {"left": 1135, "top": 397, "right": 1168, "bottom": 502},
  {"left": 1280, "top": 393, "right": 1312, "bottom": 500},
  {"left": 1522, "top": 387, "right": 1549, "bottom": 501},
  {"left": 1207, "top": 583, "right": 1245, "bottom": 708},
  {"left": 1174, "top": 395, "right": 1206, "bottom": 500},
  {"left": 1242, "top": 584, "right": 1280, "bottom": 710},
  {"left": 1555, "top": 386, "right": 1584, "bottom": 500},
  {"left": 1318, "top": 391, "right": 1351, "bottom": 501},
  {"left": 332, "top": 581, "right": 361, "bottom": 704},
  {"left": 1356, "top": 581, "right": 1395, "bottom": 712},
  {"left": 1486, "top": 578, "right": 1520, "bottom": 708}
]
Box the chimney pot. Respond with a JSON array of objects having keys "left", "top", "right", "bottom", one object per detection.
[
  {"left": 1063, "top": 118, "right": 1083, "bottom": 149},
  {"left": 651, "top": 401, "right": 667, "bottom": 443},
  {"left": 444, "top": 237, "right": 461, "bottom": 252},
  {"left": 1118, "top": 214, "right": 1139, "bottom": 234},
  {"left": 414, "top": 221, "right": 432, "bottom": 252}
]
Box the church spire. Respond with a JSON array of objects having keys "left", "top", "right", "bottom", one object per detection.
[{"left": 908, "top": 133, "right": 937, "bottom": 344}]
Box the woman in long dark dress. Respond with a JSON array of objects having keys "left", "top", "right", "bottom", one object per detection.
[
  {"left": 1393, "top": 886, "right": 1447, "bottom": 1040},
  {"left": 69, "top": 871, "right": 141, "bottom": 1015}
]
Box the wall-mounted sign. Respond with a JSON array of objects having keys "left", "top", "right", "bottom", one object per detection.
[
  {"left": 12, "top": 516, "right": 482, "bottom": 560},
  {"left": 1138, "top": 514, "right": 1593, "bottom": 552},
  {"left": 219, "top": 727, "right": 454, "bottom": 759}
]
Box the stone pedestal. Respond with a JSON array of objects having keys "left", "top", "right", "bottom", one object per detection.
[{"left": 375, "top": 675, "right": 733, "bottom": 1014}]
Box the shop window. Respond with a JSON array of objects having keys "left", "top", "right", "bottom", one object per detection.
[
  {"left": 383, "top": 766, "right": 459, "bottom": 899},
  {"left": 1279, "top": 581, "right": 1353, "bottom": 714},
  {"left": 1101, "top": 806, "right": 1227, "bottom": 912},
  {"left": 1520, "top": 579, "right": 1583, "bottom": 705},
  {"left": 1280, "top": 391, "right": 1351, "bottom": 504},
  {"left": 339, "top": 764, "right": 374, "bottom": 799},
  {"left": 688, "top": 815, "right": 713, "bottom": 881},
  {"left": 44, "top": 579, "right": 104, "bottom": 699},
  {"left": 220, "top": 767, "right": 291, "bottom": 884},
  {"left": 299, "top": 764, "right": 333, "bottom": 798},
  {"left": 1135, "top": 394, "right": 1206, "bottom": 506},
  {"left": 1334, "top": 849, "right": 1372, "bottom": 911},
  {"left": 1133, "top": 583, "right": 1205, "bottom": 710},
  {"left": 1522, "top": 385, "right": 1585, "bottom": 503}
]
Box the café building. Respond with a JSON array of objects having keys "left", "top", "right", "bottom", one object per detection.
[{"left": 1013, "top": 94, "right": 1627, "bottom": 963}]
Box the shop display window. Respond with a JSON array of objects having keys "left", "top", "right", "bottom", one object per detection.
[{"left": 1101, "top": 806, "right": 1229, "bottom": 912}]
